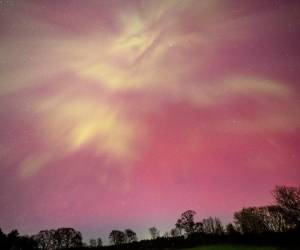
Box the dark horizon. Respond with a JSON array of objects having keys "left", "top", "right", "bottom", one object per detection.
[{"left": 1, "top": 185, "right": 299, "bottom": 248}]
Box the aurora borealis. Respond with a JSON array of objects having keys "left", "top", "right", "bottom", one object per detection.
[{"left": 0, "top": 0, "right": 299, "bottom": 242}]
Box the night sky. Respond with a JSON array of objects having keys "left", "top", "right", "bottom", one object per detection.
[{"left": 0, "top": 0, "right": 299, "bottom": 243}]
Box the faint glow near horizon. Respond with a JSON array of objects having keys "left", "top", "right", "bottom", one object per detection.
[{"left": 0, "top": 0, "right": 299, "bottom": 243}]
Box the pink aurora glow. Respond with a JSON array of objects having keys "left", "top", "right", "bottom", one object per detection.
[{"left": 0, "top": 0, "right": 299, "bottom": 242}]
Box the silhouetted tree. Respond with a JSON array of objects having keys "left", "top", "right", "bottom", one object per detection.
[
  {"left": 214, "top": 218, "right": 225, "bottom": 235},
  {"left": 261, "top": 205, "right": 288, "bottom": 232},
  {"left": 170, "top": 228, "right": 180, "bottom": 237},
  {"left": 34, "top": 228, "right": 81, "bottom": 250},
  {"left": 176, "top": 210, "right": 196, "bottom": 235},
  {"left": 148, "top": 227, "right": 160, "bottom": 239},
  {"left": 175, "top": 219, "right": 183, "bottom": 236},
  {"left": 234, "top": 207, "right": 269, "bottom": 233},
  {"left": 234, "top": 204, "right": 293, "bottom": 234},
  {"left": 124, "top": 229, "right": 137, "bottom": 243},
  {"left": 202, "top": 217, "right": 214, "bottom": 234},
  {"left": 226, "top": 223, "right": 238, "bottom": 235},
  {"left": 34, "top": 229, "right": 56, "bottom": 250},
  {"left": 7, "top": 229, "right": 19, "bottom": 245},
  {"left": 193, "top": 222, "right": 204, "bottom": 233},
  {"left": 97, "top": 237, "right": 103, "bottom": 247},
  {"left": 18, "top": 235, "right": 38, "bottom": 250},
  {"left": 272, "top": 185, "right": 300, "bottom": 229},
  {"left": 202, "top": 217, "right": 224, "bottom": 234},
  {"left": 54, "top": 228, "right": 82, "bottom": 249},
  {"left": 109, "top": 230, "right": 126, "bottom": 245},
  {"left": 82, "top": 242, "right": 88, "bottom": 248},
  {"left": 3, "top": 230, "right": 38, "bottom": 250},
  {"left": 88, "top": 237, "right": 102, "bottom": 247},
  {"left": 163, "top": 231, "right": 170, "bottom": 238},
  {"left": 0, "top": 228, "right": 7, "bottom": 249},
  {"left": 89, "top": 238, "right": 97, "bottom": 247}
]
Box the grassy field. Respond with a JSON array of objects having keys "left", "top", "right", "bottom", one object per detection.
[{"left": 184, "top": 245, "right": 278, "bottom": 250}]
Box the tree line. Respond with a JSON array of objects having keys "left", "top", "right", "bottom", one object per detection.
[{"left": 0, "top": 185, "right": 299, "bottom": 250}]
